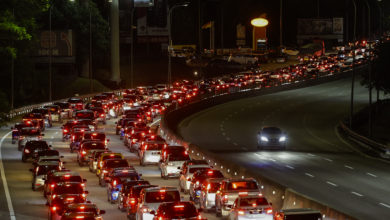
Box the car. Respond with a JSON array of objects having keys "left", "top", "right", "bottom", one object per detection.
[
  {"left": 43, "top": 171, "right": 86, "bottom": 198},
  {"left": 124, "top": 184, "right": 157, "bottom": 218},
  {"left": 179, "top": 164, "right": 210, "bottom": 193},
  {"left": 215, "top": 178, "right": 262, "bottom": 217},
  {"left": 126, "top": 132, "right": 147, "bottom": 151},
  {"left": 31, "top": 108, "right": 53, "bottom": 127},
  {"left": 152, "top": 201, "right": 205, "bottom": 220},
  {"left": 199, "top": 178, "right": 224, "bottom": 212},
  {"left": 47, "top": 182, "right": 88, "bottom": 218},
  {"left": 22, "top": 112, "right": 45, "bottom": 131},
  {"left": 139, "top": 143, "right": 164, "bottom": 166},
  {"left": 117, "top": 180, "right": 151, "bottom": 212},
  {"left": 69, "top": 129, "right": 88, "bottom": 153},
  {"left": 159, "top": 146, "right": 190, "bottom": 179},
  {"left": 50, "top": 202, "right": 105, "bottom": 220},
  {"left": 33, "top": 156, "right": 65, "bottom": 169},
  {"left": 67, "top": 97, "right": 84, "bottom": 110},
  {"left": 228, "top": 195, "right": 273, "bottom": 220},
  {"left": 44, "top": 105, "right": 62, "bottom": 123},
  {"left": 17, "top": 127, "right": 43, "bottom": 151},
  {"left": 74, "top": 110, "right": 95, "bottom": 122},
  {"left": 135, "top": 186, "right": 181, "bottom": 220},
  {"left": 98, "top": 159, "right": 131, "bottom": 186},
  {"left": 88, "top": 150, "right": 112, "bottom": 173},
  {"left": 53, "top": 102, "right": 73, "bottom": 119},
  {"left": 95, "top": 152, "right": 124, "bottom": 176},
  {"left": 77, "top": 141, "right": 107, "bottom": 166},
  {"left": 257, "top": 127, "right": 287, "bottom": 150},
  {"left": 274, "top": 208, "right": 323, "bottom": 220},
  {"left": 189, "top": 169, "right": 225, "bottom": 203},
  {"left": 11, "top": 121, "right": 35, "bottom": 144},
  {"left": 82, "top": 131, "right": 109, "bottom": 146},
  {"left": 106, "top": 168, "right": 141, "bottom": 203},
  {"left": 30, "top": 161, "right": 62, "bottom": 191},
  {"left": 21, "top": 140, "right": 51, "bottom": 162}
]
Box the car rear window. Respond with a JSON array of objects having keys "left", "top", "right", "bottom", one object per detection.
[
  {"left": 105, "top": 160, "right": 129, "bottom": 168},
  {"left": 102, "top": 155, "right": 122, "bottom": 160},
  {"left": 145, "top": 190, "right": 180, "bottom": 203},
  {"left": 239, "top": 197, "right": 269, "bottom": 207},
  {"left": 52, "top": 175, "right": 82, "bottom": 183},
  {"left": 83, "top": 133, "right": 106, "bottom": 141},
  {"left": 159, "top": 203, "right": 198, "bottom": 218},
  {"left": 21, "top": 129, "right": 41, "bottom": 136},
  {"left": 227, "top": 181, "right": 258, "bottom": 190},
  {"left": 145, "top": 144, "right": 163, "bottom": 151},
  {"left": 36, "top": 165, "right": 60, "bottom": 176},
  {"left": 168, "top": 154, "right": 190, "bottom": 161},
  {"left": 76, "top": 112, "right": 94, "bottom": 119},
  {"left": 189, "top": 167, "right": 209, "bottom": 174},
  {"left": 53, "top": 184, "right": 84, "bottom": 194},
  {"left": 82, "top": 142, "right": 105, "bottom": 150}
]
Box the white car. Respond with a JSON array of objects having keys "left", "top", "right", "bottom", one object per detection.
[
  {"left": 135, "top": 186, "right": 180, "bottom": 220},
  {"left": 160, "top": 153, "right": 191, "bottom": 179},
  {"left": 229, "top": 195, "right": 274, "bottom": 220},
  {"left": 179, "top": 164, "right": 210, "bottom": 193}
]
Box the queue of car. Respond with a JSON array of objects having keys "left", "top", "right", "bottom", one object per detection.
[{"left": 9, "top": 42, "right": 373, "bottom": 219}]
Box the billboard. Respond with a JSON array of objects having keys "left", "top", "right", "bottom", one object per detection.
[
  {"left": 297, "top": 18, "right": 343, "bottom": 35},
  {"left": 134, "top": 0, "right": 154, "bottom": 7},
  {"left": 137, "top": 0, "right": 168, "bottom": 43},
  {"left": 37, "top": 30, "right": 73, "bottom": 57}
]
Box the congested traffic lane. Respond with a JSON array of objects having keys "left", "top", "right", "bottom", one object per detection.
[
  {"left": 0, "top": 118, "right": 219, "bottom": 220},
  {"left": 178, "top": 77, "right": 390, "bottom": 220}
]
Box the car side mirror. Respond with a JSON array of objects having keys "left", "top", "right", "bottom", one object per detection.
[
  {"left": 150, "top": 210, "right": 156, "bottom": 215},
  {"left": 29, "top": 168, "right": 33, "bottom": 172},
  {"left": 177, "top": 167, "right": 181, "bottom": 170},
  {"left": 41, "top": 134, "right": 45, "bottom": 136},
  {"left": 107, "top": 139, "right": 110, "bottom": 142},
  {"left": 10, "top": 127, "right": 13, "bottom": 130},
  {"left": 270, "top": 202, "right": 273, "bottom": 206},
  {"left": 139, "top": 174, "right": 142, "bottom": 177},
  {"left": 84, "top": 191, "right": 89, "bottom": 194},
  {"left": 62, "top": 162, "right": 67, "bottom": 164},
  {"left": 99, "top": 210, "right": 106, "bottom": 215},
  {"left": 115, "top": 188, "right": 120, "bottom": 191},
  {"left": 83, "top": 179, "right": 87, "bottom": 182}
]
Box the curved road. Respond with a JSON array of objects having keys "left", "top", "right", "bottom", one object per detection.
[{"left": 178, "top": 77, "right": 390, "bottom": 220}]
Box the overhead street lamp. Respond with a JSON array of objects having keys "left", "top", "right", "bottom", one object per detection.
[{"left": 167, "top": 2, "right": 189, "bottom": 89}]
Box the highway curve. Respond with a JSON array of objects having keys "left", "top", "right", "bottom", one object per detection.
[{"left": 178, "top": 77, "right": 390, "bottom": 220}]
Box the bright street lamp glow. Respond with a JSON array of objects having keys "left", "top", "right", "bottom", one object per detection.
[{"left": 251, "top": 18, "right": 269, "bottom": 27}]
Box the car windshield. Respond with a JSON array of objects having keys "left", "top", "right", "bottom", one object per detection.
[
  {"left": 84, "top": 133, "right": 106, "bottom": 141},
  {"left": 20, "top": 129, "right": 41, "bottom": 136},
  {"left": 239, "top": 197, "right": 269, "bottom": 207},
  {"left": 76, "top": 112, "right": 94, "bottom": 119},
  {"left": 105, "top": 160, "right": 129, "bottom": 168},
  {"left": 112, "top": 171, "right": 138, "bottom": 179},
  {"left": 36, "top": 165, "right": 60, "bottom": 176},
  {"left": 189, "top": 167, "right": 209, "bottom": 174},
  {"left": 263, "top": 127, "right": 282, "bottom": 134},
  {"left": 227, "top": 181, "right": 258, "bottom": 190},
  {"left": 145, "top": 191, "right": 180, "bottom": 203},
  {"left": 26, "top": 141, "right": 48, "bottom": 149},
  {"left": 53, "top": 184, "right": 84, "bottom": 194},
  {"left": 82, "top": 142, "right": 105, "bottom": 150},
  {"left": 168, "top": 154, "right": 190, "bottom": 161},
  {"left": 159, "top": 203, "right": 198, "bottom": 218},
  {"left": 51, "top": 175, "right": 82, "bottom": 183},
  {"left": 145, "top": 144, "right": 163, "bottom": 151}
]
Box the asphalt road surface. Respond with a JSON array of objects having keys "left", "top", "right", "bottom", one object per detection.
[
  {"left": 0, "top": 119, "right": 220, "bottom": 220},
  {"left": 178, "top": 77, "right": 390, "bottom": 220}
]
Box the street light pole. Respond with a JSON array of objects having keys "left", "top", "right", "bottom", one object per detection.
[
  {"left": 49, "top": 6, "right": 52, "bottom": 101},
  {"left": 168, "top": 3, "right": 189, "bottom": 89},
  {"left": 364, "top": 0, "right": 371, "bottom": 40},
  {"left": 279, "top": 0, "right": 283, "bottom": 47},
  {"left": 89, "top": 8, "right": 93, "bottom": 93},
  {"left": 130, "top": 7, "right": 135, "bottom": 88}
]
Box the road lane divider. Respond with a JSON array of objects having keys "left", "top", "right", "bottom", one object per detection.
[{"left": 0, "top": 131, "right": 16, "bottom": 220}]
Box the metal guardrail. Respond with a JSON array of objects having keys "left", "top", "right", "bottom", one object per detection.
[
  {"left": 339, "top": 120, "right": 390, "bottom": 156},
  {"left": 6, "top": 90, "right": 122, "bottom": 119}
]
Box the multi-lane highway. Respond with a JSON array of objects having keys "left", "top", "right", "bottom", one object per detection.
[
  {"left": 0, "top": 119, "right": 219, "bottom": 220},
  {"left": 178, "top": 77, "right": 390, "bottom": 220}
]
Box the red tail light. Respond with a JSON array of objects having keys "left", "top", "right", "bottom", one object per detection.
[
  {"left": 266, "top": 208, "right": 273, "bottom": 214},
  {"left": 64, "top": 129, "right": 68, "bottom": 133},
  {"left": 222, "top": 194, "right": 228, "bottom": 203},
  {"left": 82, "top": 150, "right": 87, "bottom": 155},
  {"left": 51, "top": 206, "right": 57, "bottom": 212},
  {"left": 113, "top": 180, "right": 117, "bottom": 187},
  {"left": 24, "top": 149, "right": 30, "bottom": 154},
  {"left": 50, "top": 184, "right": 55, "bottom": 188},
  {"left": 129, "top": 197, "right": 136, "bottom": 204}
]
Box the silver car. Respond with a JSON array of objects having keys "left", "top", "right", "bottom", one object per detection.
[
  {"left": 135, "top": 186, "right": 180, "bottom": 220},
  {"left": 228, "top": 195, "right": 274, "bottom": 220},
  {"left": 139, "top": 143, "right": 164, "bottom": 166},
  {"left": 30, "top": 161, "right": 61, "bottom": 191},
  {"left": 160, "top": 153, "right": 191, "bottom": 179},
  {"left": 199, "top": 178, "right": 224, "bottom": 211},
  {"left": 257, "top": 127, "right": 287, "bottom": 150}
]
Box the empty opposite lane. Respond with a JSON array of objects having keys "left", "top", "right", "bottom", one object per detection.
[{"left": 178, "top": 77, "right": 390, "bottom": 220}]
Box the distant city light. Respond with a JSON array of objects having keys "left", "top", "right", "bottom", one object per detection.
[{"left": 251, "top": 18, "right": 269, "bottom": 27}]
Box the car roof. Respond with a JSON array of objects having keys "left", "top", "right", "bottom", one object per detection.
[
  {"left": 144, "top": 186, "right": 178, "bottom": 192},
  {"left": 37, "top": 161, "right": 61, "bottom": 166},
  {"left": 53, "top": 171, "right": 80, "bottom": 177}
]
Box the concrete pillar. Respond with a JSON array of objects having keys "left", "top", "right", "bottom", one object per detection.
[{"left": 110, "top": 0, "right": 121, "bottom": 83}]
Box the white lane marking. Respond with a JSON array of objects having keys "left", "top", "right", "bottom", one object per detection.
[
  {"left": 269, "top": 158, "right": 277, "bottom": 162},
  {"left": 308, "top": 153, "right": 316, "bottom": 157},
  {"left": 51, "top": 136, "right": 54, "bottom": 139},
  {"left": 344, "top": 165, "right": 354, "bottom": 170},
  {"left": 367, "top": 172, "right": 378, "bottom": 178},
  {"left": 226, "top": 137, "right": 231, "bottom": 141},
  {"left": 242, "top": 147, "right": 248, "bottom": 151},
  {"left": 305, "top": 173, "right": 315, "bottom": 178},
  {"left": 379, "top": 203, "right": 390, "bottom": 209},
  {"left": 150, "top": 118, "right": 161, "bottom": 127},
  {"left": 55, "top": 132, "right": 58, "bottom": 135},
  {"left": 222, "top": 132, "right": 226, "bottom": 136},
  {"left": 324, "top": 158, "right": 333, "bottom": 162},
  {"left": 285, "top": 165, "right": 295, "bottom": 169},
  {"left": 0, "top": 131, "right": 16, "bottom": 220},
  {"left": 326, "top": 181, "right": 338, "bottom": 187},
  {"left": 351, "top": 191, "right": 364, "bottom": 197},
  {"left": 233, "top": 143, "right": 238, "bottom": 146}
]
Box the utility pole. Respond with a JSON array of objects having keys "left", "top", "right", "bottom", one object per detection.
[
  {"left": 350, "top": 0, "right": 357, "bottom": 128},
  {"left": 280, "top": 0, "right": 283, "bottom": 47},
  {"left": 130, "top": 6, "right": 135, "bottom": 88},
  {"left": 89, "top": 7, "right": 93, "bottom": 93},
  {"left": 49, "top": 6, "right": 52, "bottom": 101}
]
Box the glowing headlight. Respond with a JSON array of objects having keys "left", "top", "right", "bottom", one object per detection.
[
  {"left": 279, "top": 136, "right": 286, "bottom": 142},
  {"left": 261, "top": 136, "right": 268, "bottom": 142}
]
